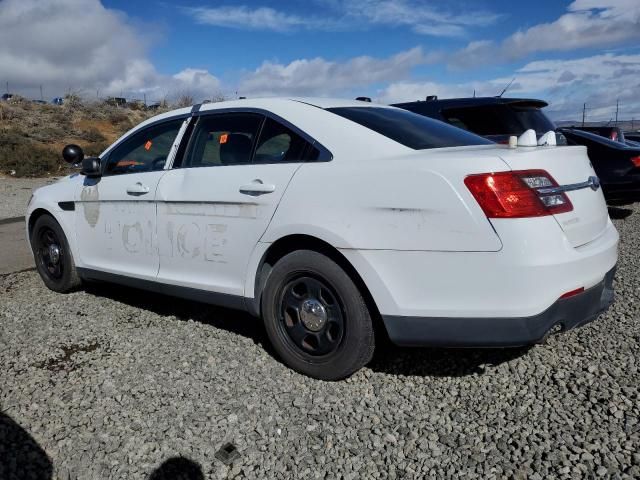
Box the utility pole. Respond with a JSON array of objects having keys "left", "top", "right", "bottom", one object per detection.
[
  {"left": 615, "top": 99, "right": 619, "bottom": 126},
  {"left": 40, "top": 85, "right": 43, "bottom": 101},
  {"left": 582, "top": 103, "right": 586, "bottom": 127},
  {"left": 5, "top": 81, "right": 8, "bottom": 94}
]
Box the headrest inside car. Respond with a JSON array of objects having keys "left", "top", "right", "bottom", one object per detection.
[{"left": 219, "top": 133, "right": 252, "bottom": 165}]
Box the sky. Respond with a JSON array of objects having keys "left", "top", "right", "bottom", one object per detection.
[{"left": 1, "top": 0, "right": 639, "bottom": 121}]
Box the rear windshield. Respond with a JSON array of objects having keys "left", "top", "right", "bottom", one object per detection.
[
  {"left": 442, "top": 104, "right": 556, "bottom": 136},
  {"left": 326, "top": 107, "right": 493, "bottom": 150}
]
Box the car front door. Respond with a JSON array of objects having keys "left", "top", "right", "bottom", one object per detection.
[
  {"left": 155, "top": 112, "right": 321, "bottom": 297},
  {"left": 75, "top": 117, "right": 187, "bottom": 280}
]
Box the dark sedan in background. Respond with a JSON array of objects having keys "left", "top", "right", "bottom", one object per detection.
[{"left": 392, "top": 96, "right": 640, "bottom": 201}]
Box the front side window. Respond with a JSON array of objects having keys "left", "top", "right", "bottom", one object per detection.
[
  {"left": 327, "top": 106, "right": 492, "bottom": 150},
  {"left": 183, "top": 113, "right": 263, "bottom": 167},
  {"left": 254, "top": 118, "right": 318, "bottom": 163},
  {"left": 104, "top": 119, "right": 184, "bottom": 176}
]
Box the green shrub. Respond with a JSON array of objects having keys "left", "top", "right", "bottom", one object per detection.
[
  {"left": 0, "top": 142, "right": 63, "bottom": 177},
  {"left": 79, "top": 127, "right": 107, "bottom": 143},
  {"left": 26, "top": 124, "right": 68, "bottom": 143},
  {"left": 84, "top": 141, "right": 111, "bottom": 158}
]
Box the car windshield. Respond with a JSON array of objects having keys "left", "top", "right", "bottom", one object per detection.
[
  {"left": 326, "top": 107, "right": 493, "bottom": 150},
  {"left": 442, "top": 104, "right": 556, "bottom": 136}
]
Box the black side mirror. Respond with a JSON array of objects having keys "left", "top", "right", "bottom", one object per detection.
[
  {"left": 81, "top": 157, "right": 102, "bottom": 178},
  {"left": 62, "top": 144, "right": 84, "bottom": 164}
]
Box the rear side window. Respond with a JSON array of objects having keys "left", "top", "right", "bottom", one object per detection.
[
  {"left": 104, "top": 119, "right": 184, "bottom": 176},
  {"left": 442, "top": 105, "right": 555, "bottom": 136},
  {"left": 183, "top": 113, "right": 263, "bottom": 167},
  {"left": 254, "top": 118, "right": 318, "bottom": 163},
  {"left": 327, "top": 107, "right": 492, "bottom": 150}
]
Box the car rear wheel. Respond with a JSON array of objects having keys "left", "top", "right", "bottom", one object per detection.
[
  {"left": 261, "top": 250, "right": 375, "bottom": 380},
  {"left": 31, "top": 214, "right": 81, "bottom": 293}
]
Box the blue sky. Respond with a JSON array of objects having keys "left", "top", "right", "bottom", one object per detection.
[
  {"left": 1, "top": 0, "right": 639, "bottom": 120},
  {"left": 105, "top": 0, "right": 569, "bottom": 86}
]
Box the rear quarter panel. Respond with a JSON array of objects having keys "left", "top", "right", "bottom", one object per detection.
[{"left": 263, "top": 148, "right": 509, "bottom": 252}]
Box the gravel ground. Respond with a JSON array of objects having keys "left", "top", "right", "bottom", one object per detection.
[
  {"left": 0, "top": 177, "right": 57, "bottom": 220},
  {"left": 1, "top": 204, "right": 639, "bottom": 480}
]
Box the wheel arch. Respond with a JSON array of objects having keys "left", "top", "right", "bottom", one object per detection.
[
  {"left": 28, "top": 208, "right": 55, "bottom": 240},
  {"left": 247, "top": 234, "right": 388, "bottom": 340},
  {"left": 27, "top": 207, "right": 80, "bottom": 268}
]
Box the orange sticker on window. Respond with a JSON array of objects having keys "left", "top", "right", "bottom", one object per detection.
[
  {"left": 219, "top": 133, "right": 229, "bottom": 144},
  {"left": 144, "top": 140, "right": 153, "bottom": 151}
]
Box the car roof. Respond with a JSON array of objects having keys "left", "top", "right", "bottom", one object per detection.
[
  {"left": 197, "top": 97, "right": 388, "bottom": 111},
  {"left": 140, "top": 97, "right": 395, "bottom": 130}
]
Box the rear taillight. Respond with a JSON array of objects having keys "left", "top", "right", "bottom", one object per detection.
[
  {"left": 631, "top": 156, "right": 640, "bottom": 168},
  {"left": 465, "top": 169, "right": 573, "bottom": 218},
  {"left": 559, "top": 287, "right": 585, "bottom": 299}
]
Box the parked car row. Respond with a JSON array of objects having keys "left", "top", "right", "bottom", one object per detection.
[
  {"left": 392, "top": 96, "right": 640, "bottom": 202},
  {"left": 1, "top": 93, "right": 65, "bottom": 105},
  {"left": 27, "top": 97, "right": 617, "bottom": 379}
]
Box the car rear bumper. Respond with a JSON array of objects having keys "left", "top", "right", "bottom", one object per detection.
[{"left": 382, "top": 267, "right": 616, "bottom": 347}]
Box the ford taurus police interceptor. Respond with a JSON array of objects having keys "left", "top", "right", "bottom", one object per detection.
[{"left": 26, "top": 98, "right": 618, "bottom": 380}]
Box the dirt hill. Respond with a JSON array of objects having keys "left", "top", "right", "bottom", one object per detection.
[{"left": 0, "top": 98, "right": 170, "bottom": 177}]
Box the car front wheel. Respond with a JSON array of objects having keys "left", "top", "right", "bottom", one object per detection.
[
  {"left": 261, "top": 250, "right": 375, "bottom": 380},
  {"left": 31, "top": 214, "right": 81, "bottom": 293}
]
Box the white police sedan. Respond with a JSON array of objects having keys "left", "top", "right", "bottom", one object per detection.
[{"left": 27, "top": 98, "right": 618, "bottom": 379}]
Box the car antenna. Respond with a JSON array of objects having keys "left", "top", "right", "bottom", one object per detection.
[{"left": 497, "top": 77, "right": 515, "bottom": 97}]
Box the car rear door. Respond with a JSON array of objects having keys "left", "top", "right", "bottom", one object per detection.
[
  {"left": 155, "top": 112, "right": 321, "bottom": 297},
  {"left": 74, "top": 117, "right": 187, "bottom": 280}
]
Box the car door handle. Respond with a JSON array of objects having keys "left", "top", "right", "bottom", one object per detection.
[
  {"left": 239, "top": 181, "right": 276, "bottom": 196},
  {"left": 126, "top": 182, "right": 150, "bottom": 196}
]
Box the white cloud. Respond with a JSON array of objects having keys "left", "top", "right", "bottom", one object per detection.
[
  {"left": 451, "top": 0, "right": 640, "bottom": 67},
  {"left": 376, "top": 81, "right": 480, "bottom": 104},
  {"left": 379, "top": 53, "right": 640, "bottom": 121},
  {"left": 495, "top": 53, "right": 640, "bottom": 120},
  {"left": 185, "top": 6, "right": 320, "bottom": 32},
  {"left": 334, "top": 0, "right": 499, "bottom": 36},
  {"left": 0, "top": 0, "right": 220, "bottom": 102},
  {"left": 185, "top": 0, "right": 499, "bottom": 36},
  {"left": 238, "top": 47, "right": 426, "bottom": 96}
]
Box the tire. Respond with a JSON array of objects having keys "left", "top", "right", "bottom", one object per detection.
[
  {"left": 30, "top": 214, "right": 82, "bottom": 293},
  {"left": 261, "top": 250, "right": 375, "bottom": 380}
]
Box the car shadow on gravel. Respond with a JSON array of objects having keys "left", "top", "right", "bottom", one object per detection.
[
  {"left": 85, "top": 282, "right": 534, "bottom": 379},
  {"left": 0, "top": 411, "right": 53, "bottom": 480},
  {"left": 368, "top": 344, "right": 532, "bottom": 378},
  {"left": 84, "top": 282, "right": 276, "bottom": 355},
  {"left": 607, "top": 206, "right": 634, "bottom": 220}
]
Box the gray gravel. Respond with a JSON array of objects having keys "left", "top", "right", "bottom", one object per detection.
[
  {"left": 0, "top": 177, "right": 57, "bottom": 220},
  {"left": 1, "top": 204, "right": 639, "bottom": 479}
]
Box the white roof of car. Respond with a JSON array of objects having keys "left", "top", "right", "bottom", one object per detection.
[{"left": 144, "top": 97, "right": 387, "bottom": 126}]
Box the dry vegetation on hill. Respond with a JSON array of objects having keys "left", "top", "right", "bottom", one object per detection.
[{"left": 0, "top": 99, "right": 170, "bottom": 177}]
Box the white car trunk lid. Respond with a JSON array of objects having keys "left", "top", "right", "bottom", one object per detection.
[{"left": 498, "top": 145, "right": 609, "bottom": 247}]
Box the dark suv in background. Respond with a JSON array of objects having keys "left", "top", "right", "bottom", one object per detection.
[
  {"left": 392, "top": 97, "right": 557, "bottom": 144},
  {"left": 393, "top": 96, "right": 640, "bottom": 201}
]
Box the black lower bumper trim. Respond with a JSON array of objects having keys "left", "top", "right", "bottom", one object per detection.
[{"left": 383, "top": 267, "right": 616, "bottom": 347}]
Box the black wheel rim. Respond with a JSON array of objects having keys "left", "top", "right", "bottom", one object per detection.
[
  {"left": 36, "top": 227, "right": 64, "bottom": 280},
  {"left": 278, "top": 275, "right": 345, "bottom": 357}
]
